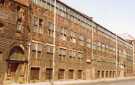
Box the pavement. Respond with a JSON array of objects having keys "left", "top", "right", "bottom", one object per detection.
[{"left": 8, "top": 77, "right": 135, "bottom": 85}]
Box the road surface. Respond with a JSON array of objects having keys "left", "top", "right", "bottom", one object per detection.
[
  {"left": 9, "top": 78, "right": 135, "bottom": 85},
  {"left": 80, "top": 79, "right": 135, "bottom": 85}
]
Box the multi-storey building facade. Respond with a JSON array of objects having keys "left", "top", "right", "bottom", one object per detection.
[{"left": 0, "top": 0, "right": 135, "bottom": 84}]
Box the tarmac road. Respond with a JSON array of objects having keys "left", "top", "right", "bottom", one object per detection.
[
  {"left": 81, "top": 79, "right": 135, "bottom": 85},
  {"left": 8, "top": 78, "right": 135, "bottom": 85}
]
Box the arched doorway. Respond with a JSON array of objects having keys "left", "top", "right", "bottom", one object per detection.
[{"left": 6, "top": 46, "right": 27, "bottom": 83}]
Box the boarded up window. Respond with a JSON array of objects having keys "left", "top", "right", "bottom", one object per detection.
[
  {"left": 58, "top": 69, "right": 65, "bottom": 80},
  {"left": 46, "top": 68, "right": 52, "bottom": 80},
  {"left": 77, "top": 70, "right": 82, "bottom": 79},
  {"left": 30, "top": 67, "right": 40, "bottom": 80},
  {"left": 68, "top": 69, "right": 74, "bottom": 79}
]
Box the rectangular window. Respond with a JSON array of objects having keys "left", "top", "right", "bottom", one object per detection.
[
  {"left": 79, "top": 35, "right": 85, "bottom": 46},
  {"left": 30, "top": 67, "right": 40, "bottom": 80},
  {"left": 48, "top": 22, "right": 54, "bottom": 37},
  {"left": 46, "top": 68, "right": 53, "bottom": 80},
  {"left": 58, "top": 48, "right": 66, "bottom": 61},
  {"left": 102, "top": 71, "right": 104, "bottom": 78},
  {"left": 106, "top": 71, "right": 108, "bottom": 78},
  {"left": 16, "top": 21, "right": 23, "bottom": 33},
  {"left": 59, "top": 28, "right": 67, "bottom": 41},
  {"left": 48, "top": 22, "right": 54, "bottom": 30},
  {"left": 77, "top": 70, "right": 82, "bottom": 79},
  {"left": 78, "top": 52, "right": 83, "bottom": 61},
  {"left": 68, "top": 69, "right": 74, "bottom": 79},
  {"left": 0, "top": 51, "right": 3, "bottom": 61},
  {"left": 70, "top": 32, "right": 76, "bottom": 43},
  {"left": 97, "top": 71, "right": 100, "bottom": 78},
  {"left": 33, "top": 16, "right": 38, "bottom": 26},
  {"left": 47, "top": 45, "right": 53, "bottom": 54},
  {"left": 33, "top": 16, "right": 39, "bottom": 33},
  {"left": 58, "top": 69, "right": 65, "bottom": 80},
  {"left": 31, "top": 43, "right": 43, "bottom": 58},
  {"left": 33, "top": 16, "right": 44, "bottom": 34},
  {"left": 16, "top": 7, "right": 25, "bottom": 33},
  {"left": 48, "top": 29, "right": 54, "bottom": 37},
  {"left": 69, "top": 50, "right": 76, "bottom": 60},
  {"left": 86, "top": 39, "right": 91, "bottom": 48},
  {"left": 39, "top": 18, "right": 44, "bottom": 33}
]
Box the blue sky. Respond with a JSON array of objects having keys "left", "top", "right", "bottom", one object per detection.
[{"left": 62, "top": 0, "right": 135, "bottom": 37}]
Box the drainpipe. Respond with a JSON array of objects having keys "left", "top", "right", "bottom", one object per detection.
[
  {"left": 52, "top": 0, "right": 56, "bottom": 85},
  {"left": 115, "top": 34, "right": 118, "bottom": 78},
  {"left": 27, "top": 0, "right": 32, "bottom": 83},
  {"left": 132, "top": 42, "right": 135, "bottom": 75}
]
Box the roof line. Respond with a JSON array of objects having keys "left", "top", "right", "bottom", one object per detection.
[{"left": 57, "top": 0, "right": 132, "bottom": 45}]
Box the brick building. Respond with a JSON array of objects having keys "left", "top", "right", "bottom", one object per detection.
[{"left": 0, "top": 0, "right": 135, "bottom": 84}]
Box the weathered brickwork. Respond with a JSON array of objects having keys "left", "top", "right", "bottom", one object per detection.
[{"left": 0, "top": 0, "right": 135, "bottom": 84}]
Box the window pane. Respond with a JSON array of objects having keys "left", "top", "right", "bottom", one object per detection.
[
  {"left": 46, "top": 68, "right": 52, "bottom": 80},
  {"left": 58, "top": 69, "right": 65, "bottom": 80},
  {"left": 30, "top": 67, "right": 40, "bottom": 80}
]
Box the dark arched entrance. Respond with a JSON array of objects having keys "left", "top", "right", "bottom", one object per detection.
[
  {"left": 8, "top": 46, "right": 25, "bottom": 61},
  {"left": 6, "top": 46, "right": 27, "bottom": 83}
]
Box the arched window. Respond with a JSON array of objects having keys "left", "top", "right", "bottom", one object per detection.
[{"left": 8, "top": 46, "right": 25, "bottom": 61}]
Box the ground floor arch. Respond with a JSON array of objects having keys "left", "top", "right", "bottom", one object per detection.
[{"left": 4, "top": 46, "right": 28, "bottom": 84}]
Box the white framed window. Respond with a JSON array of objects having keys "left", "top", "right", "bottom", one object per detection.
[
  {"left": 59, "top": 48, "right": 66, "bottom": 56},
  {"left": 16, "top": 7, "right": 25, "bottom": 33},
  {"left": 32, "top": 16, "right": 44, "bottom": 34},
  {"left": 86, "top": 39, "right": 91, "bottom": 48},
  {"left": 70, "top": 31, "right": 76, "bottom": 43},
  {"left": 59, "top": 28, "right": 67, "bottom": 41},
  {"left": 79, "top": 35, "right": 85, "bottom": 46},
  {"left": 58, "top": 48, "right": 67, "bottom": 61},
  {"left": 32, "top": 43, "right": 43, "bottom": 52},
  {"left": 78, "top": 52, "right": 83, "bottom": 61},
  {"left": 31, "top": 43, "right": 43, "bottom": 58},
  {"left": 69, "top": 50, "right": 76, "bottom": 59},
  {"left": 17, "top": 21, "right": 23, "bottom": 32},
  {"left": 48, "top": 22, "right": 54, "bottom": 37},
  {"left": 47, "top": 45, "right": 53, "bottom": 54}
]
